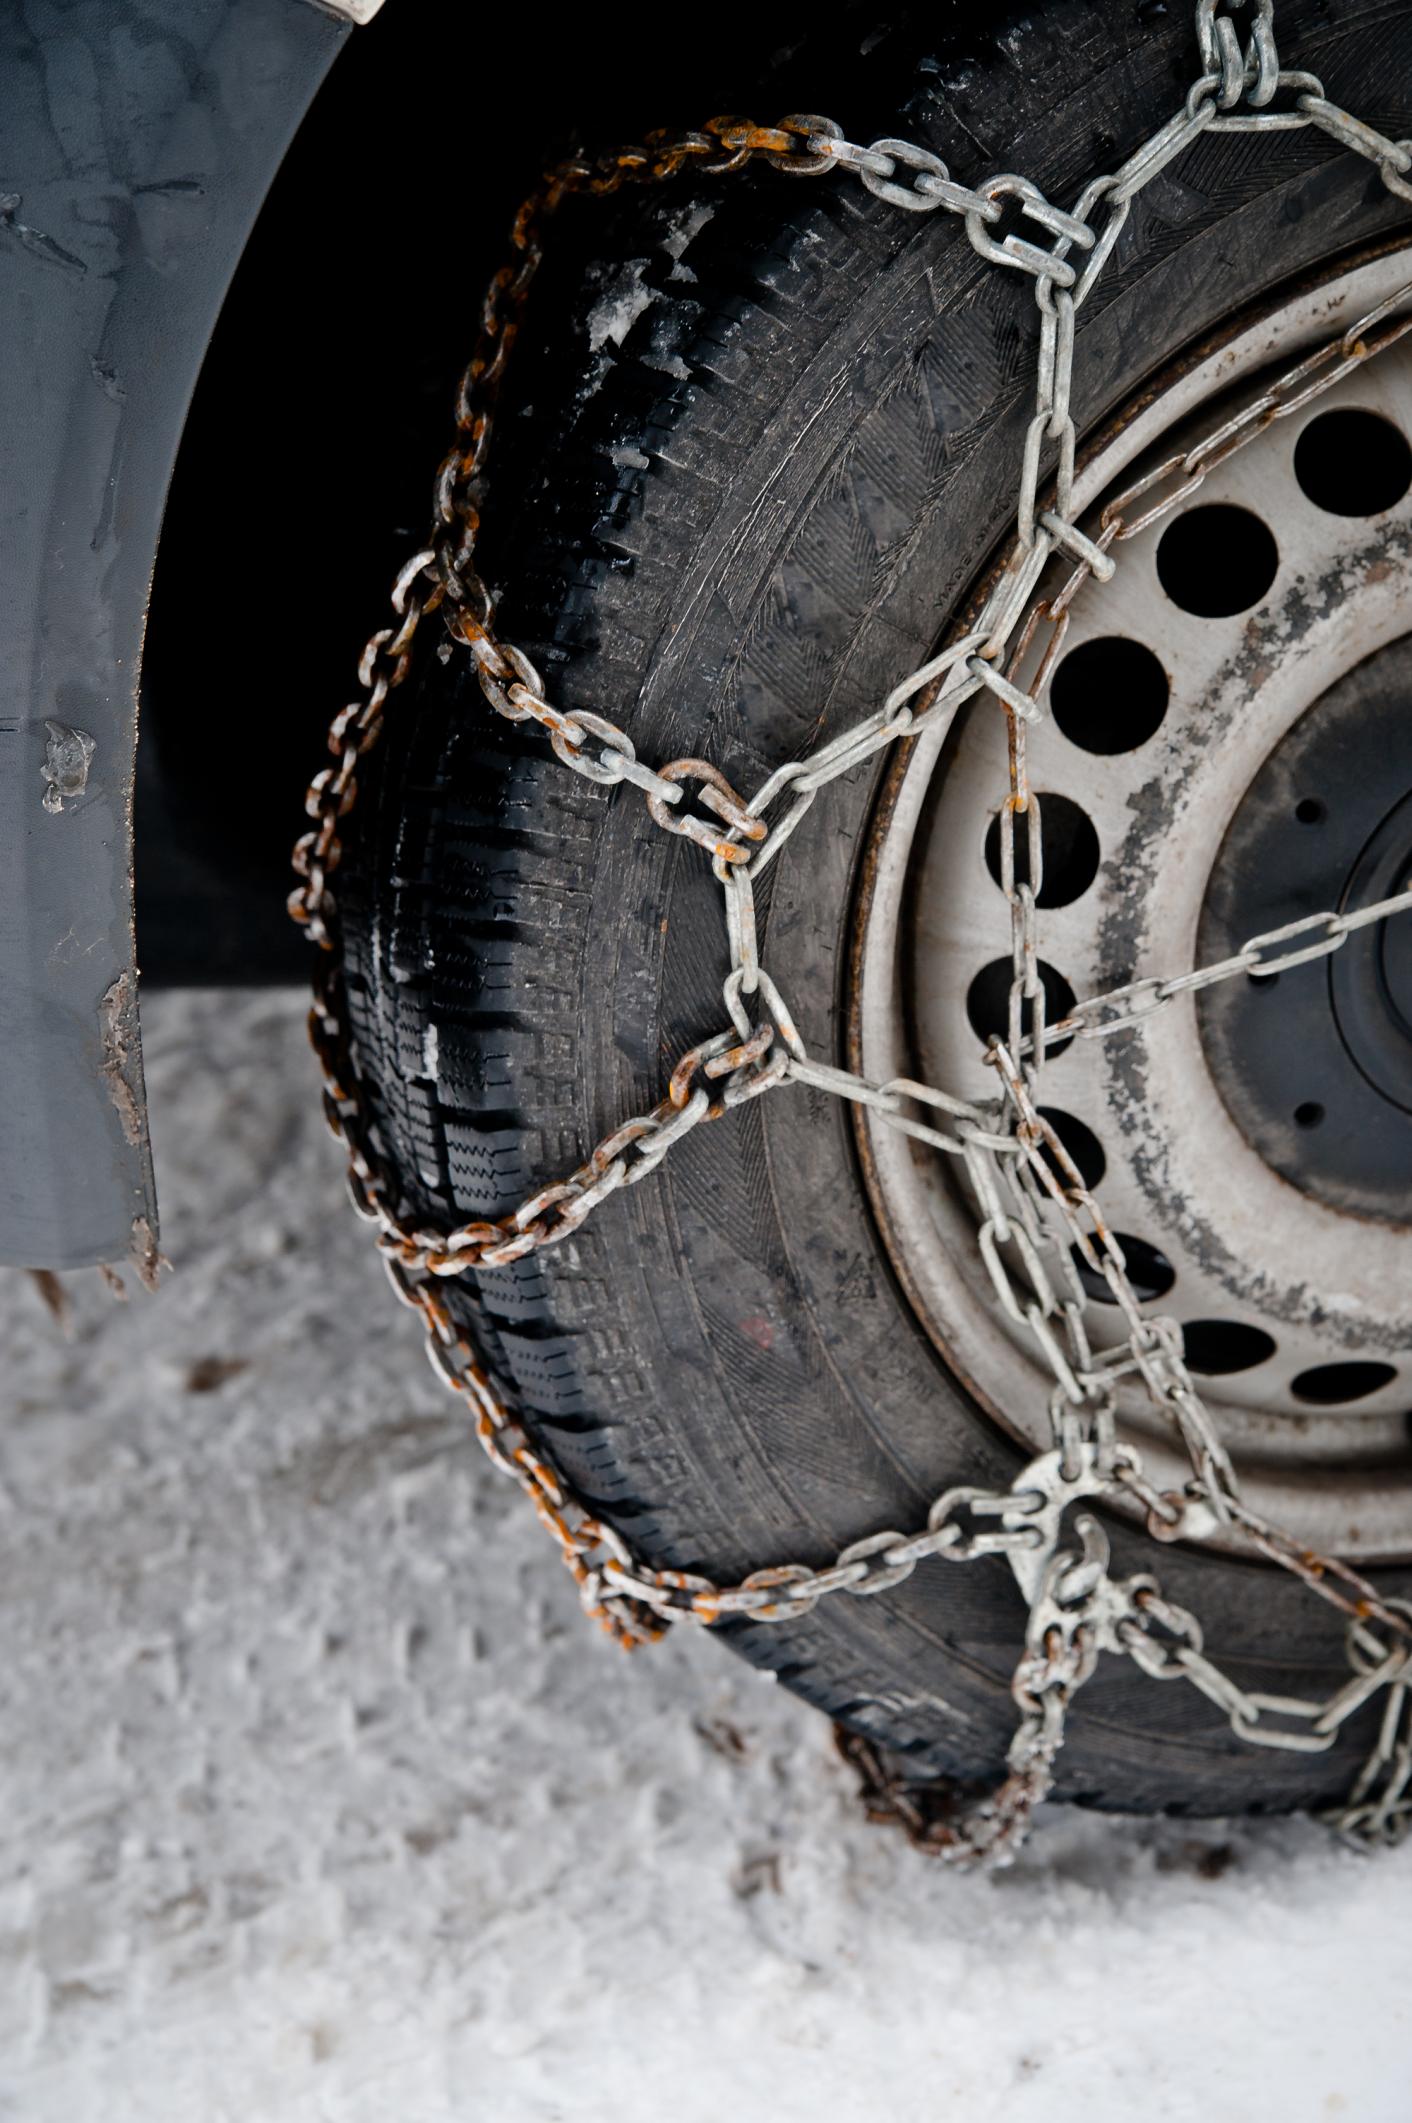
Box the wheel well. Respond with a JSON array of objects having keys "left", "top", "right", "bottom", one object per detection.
[{"left": 136, "top": 0, "right": 868, "bottom": 981}]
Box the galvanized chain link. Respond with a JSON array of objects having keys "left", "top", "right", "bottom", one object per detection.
[
  {"left": 1041, "top": 887, "right": 1412, "bottom": 1050},
  {"left": 292, "top": 6, "right": 1412, "bottom": 1860}
]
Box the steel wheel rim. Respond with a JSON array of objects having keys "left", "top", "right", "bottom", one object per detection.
[{"left": 854, "top": 239, "right": 1412, "bottom": 1562}]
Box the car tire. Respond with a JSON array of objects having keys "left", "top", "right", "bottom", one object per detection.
[{"left": 338, "top": 0, "right": 1412, "bottom": 1814}]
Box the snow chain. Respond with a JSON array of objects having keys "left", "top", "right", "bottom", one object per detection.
[{"left": 291, "top": 0, "right": 1412, "bottom": 1865}]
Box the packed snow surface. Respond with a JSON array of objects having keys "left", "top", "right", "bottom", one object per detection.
[{"left": 2, "top": 991, "right": 1409, "bottom": 2122}]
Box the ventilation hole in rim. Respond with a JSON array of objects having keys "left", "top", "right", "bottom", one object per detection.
[
  {"left": 1291, "top": 1361, "right": 1397, "bottom": 1405},
  {"left": 982, "top": 794, "right": 1101, "bottom": 910},
  {"left": 1037, "top": 1107, "right": 1106, "bottom": 1191},
  {"left": 1181, "top": 1319, "right": 1277, "bottom": 1375},
  {"left": 1293, "top": 407, "right": 1412, "bottom": 517},
  {"left": 1071, "top": 1232, "right": 1176, "bottom": 1305},
  {"left": 1294, "top": 1100, "right": 1325, "bottom": 1129},
  {"left": 1156, "top": 503, "right": 1279, "bottom": 617},
  {"left": 1295, "top": 796, "right": 1326, "bottom": 825},
  {"left": 965, "top": 959, "right": 1076, "bottom": 1056},
  {"left": 1050, "top": 635, "right": 1169, "bottom": 755}
]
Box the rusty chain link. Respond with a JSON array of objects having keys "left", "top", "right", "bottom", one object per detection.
[{"left": 292, "top": 1, "right": 1412, "bottom": 1862}]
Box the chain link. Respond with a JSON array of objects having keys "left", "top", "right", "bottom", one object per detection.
[
  {"left": 1040, "top": 887, "right": 1412, "bottom": 1050},
  {"left": 291, "top": 10, "right": 1412, "bottom": 1862}
]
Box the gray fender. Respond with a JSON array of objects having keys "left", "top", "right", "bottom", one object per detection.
[{"left": 0, "top": 0, "right": 353, "bottom": 1270}]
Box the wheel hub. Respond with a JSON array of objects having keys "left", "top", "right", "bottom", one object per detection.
[
  {"left": 1200, "top": 633, "right": 1412, "bottom": 1224},
  {"left": 855, "top": 243, "right": 1412, "bottom": 1560}
]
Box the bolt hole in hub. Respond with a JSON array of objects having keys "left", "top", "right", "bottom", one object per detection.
[
  {"left": 1292, "top": 1360, "right": 1399, "bottom": 1404},
  {"left": 964, "top": 957, "right": 1076, "bottom": 1051},
  {"left": 1293, "top": 405, "right": 1412, "bottom": 516},
  {"left": 1049, "top": 635, "right": 1170, "bottom": 753},
  {"left": 1038, "top": 1107, "right": 1106, "bottom": 1190},
  {"left": 1072, "top": 1233, "right": 1176, "bottom": 1306},
  {"left": 1156, "top": 502, "right": 1281, "bottom": 617},
  {"left": 983, "top": 793, "right": 1101, "bottom": 906},
  {"left": 1182, "top": 1320, "right": 1278, "bottom": 1375},
  {"left": 858, "top": 246, "right": 1412, "bottom": 1561}
]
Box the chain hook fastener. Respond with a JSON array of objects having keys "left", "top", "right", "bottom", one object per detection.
[
  {"left": 964, "top": 173, "right": 1096, "bottom": 287},
  {"left": 646, "top": 757, "right": 768, "bottom": 864},
  {"left": 1001, "top": 1442, "right": 1121, "bottom": 1607}
]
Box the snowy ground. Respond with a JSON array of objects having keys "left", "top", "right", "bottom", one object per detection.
[{"left": 2, "top": 990, "right": 1409, "bottom": 2123}]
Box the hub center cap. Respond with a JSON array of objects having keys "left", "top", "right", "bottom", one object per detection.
[{"left": 1200, "top": 634, "right": 1412, "bottom": 1222}]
